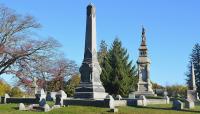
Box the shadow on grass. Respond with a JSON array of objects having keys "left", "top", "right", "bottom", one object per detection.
[
  {"left": 135, "top": 106, "right": 200, "bottom": 113},
  {"left": 11, "top": 107, "right": 18, "bottom": 110}
]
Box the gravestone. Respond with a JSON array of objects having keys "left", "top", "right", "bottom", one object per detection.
[
  {"left": 55, "top": 90, "right": 67, "bottom": 106},
  {"left": 50, "top": 92, "right": 57, "bottom": 101},
  {"left": 163, "top": 90, "right": 168, "bottom": 97},
  {"left": 30, "top": 77, "right": 38, "bottom": 97},
  {"left": 185, "top": 99, "right": 195, "bottom": 109},
  {"left": 116, "top": 95, "right": 122, "bottom": 100},
  {"left": 137, "top": 95, "right": 147, "bottom": 106},
  {"left": 4, "top": 94, "right": 10, "bottom": 103},
  {"left": 164, "top": 96, "right": 170, "bottom": 104},
  {"left": 74, "top": 3, "right": 107, "bottom": 99},
  {"left": 43, "top": 104, "right": 51, "bottom": 112},
  {"left": 46, "top": 92, "right": 52, "bottom": 101},
  {"left": 104, "top": 95, "right": 115, "bottom": 108},
  {"left": 172, "top": 100, "right": 183, "bottom": 110},
  {"left": 35, "top": 89, "right": 46, "bottom": 101},
  {"left": 39, "top": 98, "right": 46, "bottom": 107},
  {"left": 19, "top": 103, "right": 26, "bottom": 110},
  {"left": 27, "top": 104, "right": 34, "bottom": 110}
]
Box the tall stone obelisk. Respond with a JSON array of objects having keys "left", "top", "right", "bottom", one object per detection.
[
  {"left": 187, "top": 62, "right": 199, "bottom": 101},
  {"left": 191, "top": 62, "right": 197, "bottom": 91},
  {"left": 130, "top": 27, "right": 156, "bottom": 97},
  {"left": 74, "top": 4, "right": 107, "bottom": 99}
]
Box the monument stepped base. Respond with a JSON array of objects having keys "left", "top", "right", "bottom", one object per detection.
[
  {"left": 74, "top": 82, "right": 108, "bottom": 99},
  {"left": 129, "top": 91, "right": 157, "bottom": 98}
]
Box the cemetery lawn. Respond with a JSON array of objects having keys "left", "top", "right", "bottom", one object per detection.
[{"left": 0, "top": 103, "right": 200, "bottom": 114}]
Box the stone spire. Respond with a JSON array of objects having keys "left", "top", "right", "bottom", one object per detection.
[
  {"left": 138, "top": 27, "right": 149, "bottom": 58},
  {"left": 130, "top": 26, "right": 156, "bottom": 97},
  {"left": 80, "top": 3, "right": 101, "bottom": 83},
  {"left": 84, "top": 3, "right": 97, "bottom": 57},
  {"left": 191, "top": 62, "right": 197, "bottom": 90},
  {"left": 74, "top": 4, "right": 107, "bottom": 99}
]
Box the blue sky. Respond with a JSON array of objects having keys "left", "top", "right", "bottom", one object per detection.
[{"left": 0, "top": 0, "right": 200, "bottom": 86}]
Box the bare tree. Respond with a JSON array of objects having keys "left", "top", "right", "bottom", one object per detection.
[
  {"left": 0, "top": 5, "right": 59, "bottom": 82},
  {"left": 0, "top": 5, "right": 79, "bottom": 92}
]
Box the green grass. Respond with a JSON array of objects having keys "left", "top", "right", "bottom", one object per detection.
[{"left": 0, "top": 103, "right": 200, "bottom": 114}]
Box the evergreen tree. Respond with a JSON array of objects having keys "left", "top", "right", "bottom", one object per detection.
[
  {"left": 186, "top": 43, "right": 200, "bottom": 95},
  {"left": 98, "top": 40, "right": 108, "bottom": 64},
  {"left": 98, "top": 40, "right": 112, "bottom": 91},
  {"left": 98, "top": 38, "right": 137, "bottom": 97}
]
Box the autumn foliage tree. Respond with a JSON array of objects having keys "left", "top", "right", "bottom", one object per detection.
[{"left": 0, "top": 79, "right": 11, "bottom": 96}]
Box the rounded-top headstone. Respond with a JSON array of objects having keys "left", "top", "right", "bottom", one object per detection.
[
  {"left": 116, "top": 95, "right": 122, "bottom": 100},
  {"left": 56, "top": 90, "right": 67, "bottom": 99},
  {"left": 164, "top": 91, "right": 168, "bottom": 97},
  {"left": 5, "top": 93, "right": 10, "bottom": 98},
  {"left": 43, "top": 104, "right": 50, "bottom": 112},
  {"left": 19, "top": 103, "right": 26, "bottom": 110},
  {"left": 139, "top": 95, "right": 146, "bottom": 100}
]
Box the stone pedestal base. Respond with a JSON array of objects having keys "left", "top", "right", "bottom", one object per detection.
[
  {"left": 74, "top": 82, "right": 108, "bottom": 99},
  {"left": 130, "top": 81, "right": 156, "bottom": 97},
  {"left": 130, "top": 91, "right": 156, "bottom": 98},
  {"left": 187, "top": 90, "right": 199, "bottom": 102}
]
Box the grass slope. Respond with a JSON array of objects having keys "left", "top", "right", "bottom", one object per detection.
[{"left": 0, "top": 104, "right": 200, "bottom": 114}]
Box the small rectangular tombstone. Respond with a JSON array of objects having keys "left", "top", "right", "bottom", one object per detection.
[
  {"left": 185, "top": 99, "right": 195, "bottom": 109},
  {"left": 172, "top": 100, "right": 184, "bottom": 110}
]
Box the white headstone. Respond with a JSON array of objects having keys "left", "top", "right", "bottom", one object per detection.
[
  {"left": 116, "top": 95, "right": 122, "bottom": 100},
  {"left": 43, "top": 104, "right": 51, "bottom": 112},
  {"left": 185, "top": 99, "right": 195, "bottom": 109},
  {"left": 138, "top": 95, "right": 147, "bottom": 106},
  {"left": 4, "top": 93, "right": 10, "bottom": 103},
  {"left": 36, "top": 89, "right": 46, "bottom": 101},
  {"left": 163, "top": 91, "right": 168, "bottom": 97},
  {"left": 164, "top": 96, "right": 170, "bottom": 104},
  {"left": 105, "top": 95, "right": 115, "bottom": 108},
  {"left": 55, "top": 90, "right": 67, "bottom": 106},
  {"left": 19, "top": 103, "right": 26, "bottom": 110},
  {"left": 50, "top": 92, "right": 57, "bottom": 101}
]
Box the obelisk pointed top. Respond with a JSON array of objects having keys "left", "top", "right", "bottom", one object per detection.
[
  {"left": 89, "top": 2, "right": 94, "bottom": 6},
  {"left": 87, "top": 2, "right": 95, "bottom": 8}
]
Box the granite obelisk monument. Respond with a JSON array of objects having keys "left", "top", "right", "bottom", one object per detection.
[
  {"left": 74, "top": 4, "right": 107, "bottom": 99},
  {"left": 187, "top": 62, "right": 199, "bottom": 101},
  {"left": 130, "top": 27, "right": 156, "bottom": 97}
]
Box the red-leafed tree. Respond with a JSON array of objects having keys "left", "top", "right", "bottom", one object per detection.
[{"left": 0, "top": 5, "right": 78, "bottom": 91}]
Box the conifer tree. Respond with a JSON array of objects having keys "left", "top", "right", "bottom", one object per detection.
[
  {"left": 186, "top": 43, "right": 200, "bottom": 95},
  {"left": 98, "top": 40, "right": 112, "bottom": 91},
  {"left": 98, "top": 39, "right": 137, "bottom": 97}
]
